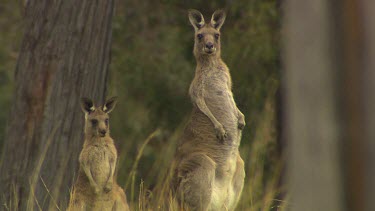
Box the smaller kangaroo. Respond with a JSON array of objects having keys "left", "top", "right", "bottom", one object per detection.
[{"left": 68, "top": 97, "right": 129, "bottom": 211}]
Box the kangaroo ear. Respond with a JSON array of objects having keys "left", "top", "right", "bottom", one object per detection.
[
  {"left": 81, "top": 97, "right": 95, "bottom": 114},
  {"left": 103, "top": 97, "right": 118, "bottom": 113},
  {"left": 211, "top": 9, "right": 226, "bottom": 30},
  {"left": 188, "top": 9, "right": 205, "bottom": 31}
]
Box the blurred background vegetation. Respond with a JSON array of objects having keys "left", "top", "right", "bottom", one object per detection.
[{"left": 0, "top": 0, "right": 282, "bottom": 210}]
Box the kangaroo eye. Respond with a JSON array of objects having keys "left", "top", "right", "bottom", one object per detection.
[
  {"left": 91, "top": 119, "right": 98, "bottom": 126},
  {"left": 215, "top": 34, "right": 220, "bottom": 39},
  {"left": 105, "top": 119, "right": 109, "bottom": 126},
  {"left": 197, "top": 34, "right": 203, "bottom": 40}
]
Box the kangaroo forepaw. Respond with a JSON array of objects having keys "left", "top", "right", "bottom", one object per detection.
[
  {"left": 238, "top": 120, "right": 245, "bottom": 130},
  {"left": 104, "top": 182, "right": 113, "bottom": 193},
  {"left": 93, "top": 186, "right": 101, "bottom": 195},
  {"left": 215, "top": 123, "right": 227, "bottom": 141},
  {"left": 238, "top": 114, "right": 246, "bottom": 130}
]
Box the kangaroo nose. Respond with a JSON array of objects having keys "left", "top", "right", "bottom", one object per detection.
[
  {"left": 206, "top": 42, "right": 214, "bottom": 49},
  {"left": 99, "top": 130, "right": 106, "bottom": 136}
]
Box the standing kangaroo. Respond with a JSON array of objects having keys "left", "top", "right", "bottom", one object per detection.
[
  {"left": 68, "top": 97, "right": 129, "bottom": 211},
  {"left": 172, "top": 9, "right": 246, "bottom": 211}
]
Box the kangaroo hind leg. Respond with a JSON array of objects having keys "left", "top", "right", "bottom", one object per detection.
[
  {"left": 177, "top": 153, "right": 216, "bottom": 211},
  {"left": 68, "top": 196, "right": 88, "bottom": 211},
  {"left": 229, "top": 154, "right": 245, "bottom": 210}
]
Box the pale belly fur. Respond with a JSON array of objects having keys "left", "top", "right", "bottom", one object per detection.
[
  {"left": 209, "top": 151, "right": 238, "bottom": 211},
  {"left": 89, "top": 148, "right": 112, "bottom": 188}
]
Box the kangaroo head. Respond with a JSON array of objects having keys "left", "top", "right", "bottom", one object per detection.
[
  {"left": 80, "top": 97, "right": 118, "bottom": 138},
  {"left": 188, "top": 9, "right": 226, "bottom": 58}
]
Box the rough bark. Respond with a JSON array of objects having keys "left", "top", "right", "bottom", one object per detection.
[{"left": 0, "top": 0, "right": 114, "bottom": 210}]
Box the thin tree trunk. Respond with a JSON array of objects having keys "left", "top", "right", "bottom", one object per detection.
[
  {"left": 0, "top": 0, "right": 114, "bottom": 210},
  {"left": 361, "top": 1, "right": 375, "bottom": 210},
  {"left": 336, "top": 1, "right": 365, "bottom": 210}
]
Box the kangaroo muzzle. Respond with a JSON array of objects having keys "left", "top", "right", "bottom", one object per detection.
[{"left": 204, "top": 42, "right": 216, "bottom": 54}]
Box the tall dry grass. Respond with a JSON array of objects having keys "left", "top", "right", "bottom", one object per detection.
[
  {"left": 121, "top": 83, "right": 287, "bottom": 211},
  {"left": 2, "top": 87, "right": 285, "bottom": 211},
  {"left": 121, "top": 83, "right": 286, "bottom": 211}
]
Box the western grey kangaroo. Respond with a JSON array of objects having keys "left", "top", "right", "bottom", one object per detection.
[
  {"left": 68, "top": 97, "right": 129, "bottom": 211},
  {"left": 171, "top": 9, "right": 246, "bottom": 211}
]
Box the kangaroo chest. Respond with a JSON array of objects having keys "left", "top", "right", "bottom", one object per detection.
[
  {"left": 205, "top": 71, "right": 237, "bottom": 112},
  {"left": 86, "top": 144, "right": 115, "bottom": 187},
  {"left": 202, "top": 70, "right": 239, "bottom": 141}
]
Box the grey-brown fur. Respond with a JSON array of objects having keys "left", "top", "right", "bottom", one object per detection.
[
  {"left": 172, "top": 9, "right": 246, "bottom": 211},
  {"left": 68, "top": 97, "right": 129, "bottom": 211}
]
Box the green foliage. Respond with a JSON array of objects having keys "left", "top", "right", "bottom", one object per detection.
[{"left": 0, "top": 1, "right": 22, "bottom": 151}]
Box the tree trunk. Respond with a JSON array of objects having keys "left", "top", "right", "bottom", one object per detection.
[
  {"left": 283, "top": 1, "right": 345, "bottom": 210},
  {"left": 359, "top": 1, "right": 375, "bottom": 210},
  {"left": 0, "top": 0, "right": 114, "bottom": 210},
  {"left": 284, "top": 0, "right": 375, "bottom": 210}
]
